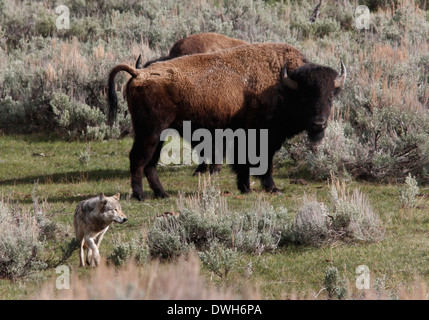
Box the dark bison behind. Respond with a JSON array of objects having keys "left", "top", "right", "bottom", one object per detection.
[
  {"left": 136, "top": 32, "right": 248, "bottom": 69},
  {"left": 107, "top": 43, "right": 346, "bottom": 201},
  {"left": 135, "top": 33, "right": 249, "bottom": 175}
]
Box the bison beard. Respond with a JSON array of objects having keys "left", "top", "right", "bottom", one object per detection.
[
  {"left": 308, "top": 129, "right": 325, "bottom": 143},
  {"left": 107, "top": 43, "right": 346, "bottom": 201}
]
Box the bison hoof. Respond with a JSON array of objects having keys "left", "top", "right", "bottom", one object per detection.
[
  {"left": 193, "top": 167, "right": 208, "bottom": 176},
  {"left": 209, "top": 167, "right": 222, "bottom": 175},
  {"left": 132, "top": 191, "right": 145, "bottom": 201},
  {"left": 239, "top": 188, "right": 252, "bottom": 194},
  {"left": 155, "top": 191, "right": 170, "bottom": 199},
  {"left": 269, "top": 187, "right": 283, "bottom": 195}
]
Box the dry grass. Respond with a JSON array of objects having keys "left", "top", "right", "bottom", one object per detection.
[
  {"left": 35, "top": 253, "right": 260, "bottom": 300},
  {"left": 347, "top": 278, "right": 428, "bottom": 300}
]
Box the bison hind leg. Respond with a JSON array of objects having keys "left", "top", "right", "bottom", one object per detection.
[
  {"left": 130, "top": 134, "right": 164, "bottom": 201},
  {"left": 193, "top": 162, "right": 209, "bottom": 175},
  {"left": 209, "top": 164, "right": 222, "bottom": 175},
  {"left": 144, "top": 140, "right": 170, "bottom": 199}
]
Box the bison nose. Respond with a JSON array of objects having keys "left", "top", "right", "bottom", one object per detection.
[{"left": 311, "top": 119, "right": 327, "bottom": 130}]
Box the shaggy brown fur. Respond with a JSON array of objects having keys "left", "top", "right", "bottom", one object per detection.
[
  {"left": 107, "top": 43, "right": 345, "bottom": 200},
  {"left": 138, "top": 33, "right": 248, "bottom": 69}
]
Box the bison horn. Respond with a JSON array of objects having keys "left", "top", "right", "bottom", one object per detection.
[
  {"left": 281, "top": 65, "right": 298, "bottom": 90},
  {"left": 334, "top": 61, "right": 347, "bottom": 88}
]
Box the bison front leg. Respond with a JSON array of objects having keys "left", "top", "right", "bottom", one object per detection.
[
  {"left": 233, "top": 164, "right": 251, "bottom": 193},
  {"left": 258, "top": 152, "right": 281, "bottom": 194}
]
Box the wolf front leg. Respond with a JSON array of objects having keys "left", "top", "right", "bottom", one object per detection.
[
  {"left": 95, "top": 227, "right": 109, "bottom": 250},
  {"left": 84, "top": 236, "right": 100, "bottom": 266}
]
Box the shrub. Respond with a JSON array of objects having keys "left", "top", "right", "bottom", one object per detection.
[
  {"left": 146, "top": 214, "right": 194, "bottom": 260},
  {"left": 291, "top": 179, "right": 385, "bottom": 245},
  {"left": 50, "top": 92, "right": 118, "bottom": 140},
  {"left": 304, "top": 120, "right": 362, "bottom": 180},
  {"left": 329, "top": 181, "right": 385, "bottom": 242},
  {"left": 108, "top": 233, "right": 149, "bottom": 267},
  {"left": 199, "top": 241, "right": 239, "bottom": 280},
  {"left": 399, "top": 173, "right": 420, "bottom": 208},
  {"left": 324, "top": 266, "right": 347, "bottom": 299},
  {"left": 0, "top": 197, "right": 47, "bottom": 279},
  {"left": 147, "top": 182, "right": 292, "bottom": 260},
  {"left": 291, "top": 199, "right": 330, "bottom": 246}
]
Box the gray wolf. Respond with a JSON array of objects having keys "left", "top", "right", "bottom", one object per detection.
[{"left": 74, "top": 193, "right": 127, "bottom": 266}]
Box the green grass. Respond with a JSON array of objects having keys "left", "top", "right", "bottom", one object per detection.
[{"left": 0, "top": 134, "right": 428, "bottom": 299}]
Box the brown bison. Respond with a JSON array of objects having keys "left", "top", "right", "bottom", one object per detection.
[
  {"left": 135, "top": 33, "right": 248, "bottom": 175},
  {"left": 136, "top": 32, "right": 248, "bottom": 69},
  {"left": 107, "top": 43, "right": 346, "bottom": 201}
]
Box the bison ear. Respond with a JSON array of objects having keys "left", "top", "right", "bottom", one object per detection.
[
  {"left": 334, "top": 61, "right": 347, "bottom": 89},
  {"left": 113, "top": 193, "right": 120, "bottom": 200},
  {"left": 281, "top": 65, "right": 298, "bottom": 90}
]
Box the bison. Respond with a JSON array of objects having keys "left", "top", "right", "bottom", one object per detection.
[
  {"left": 107, "top": 43, "right": 346, "bottom": 201},
  {"left": 136, "top": 32, "right": 248, "bottom": 69},
  {"left": 135, "top": 33, "right": 248, "bottom": 175}
]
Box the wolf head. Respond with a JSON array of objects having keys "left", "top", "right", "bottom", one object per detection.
[{"left": 97, "top": 193, "right": 127, "bottom": 224}]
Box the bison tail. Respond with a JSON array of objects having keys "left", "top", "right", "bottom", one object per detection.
[{"left": 107, "top": 64, "right": 139, "bottom": 126}]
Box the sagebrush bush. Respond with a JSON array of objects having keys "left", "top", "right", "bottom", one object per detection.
[
  {"left": 291, "top": 200, "right": 330, "bottom": 246},
  {"left": 145, "top": 177, "right": 384, "bottom": 260},
  {"left": 147, "top": 181, "right": 292, "bottom": 260},
  {"left": 199, "top": 240, "right": 239, "bottom": 280},
  {"left": 329, "top": 180, "right": 385, "bottom": 242},
  {"left": 324, "top": 266, "right": 347, "bottom": 300},
  {"left": 146, "top": 214, "right": 194, "bottom": 260},
  {"left": 0, "top": 198, "right": 47, "bottom": 279},
  {"left": 399, "top": 173, "right": 420, "bottom": 208},
  {"left": 108, "top": 233, "right": 149, "bottom": 266},
  {"left": 291, "top": 179, "right": 385, "bottom": 246}
]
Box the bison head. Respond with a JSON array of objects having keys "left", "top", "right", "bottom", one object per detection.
[{"left": 282, "top": 61, "right": 346, "bottom": 143}]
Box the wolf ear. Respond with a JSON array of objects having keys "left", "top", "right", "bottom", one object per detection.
[
  {"left": 113, "top": 193, "right": 120, "bottom": 200},
  {"left": 99, "top": 192, "right": 106, "bottom": 202}
]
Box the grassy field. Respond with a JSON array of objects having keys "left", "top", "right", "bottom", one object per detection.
[
  {"left": 0, "top": 134, "right": 427, "bottom": 299},
  {"left": 0, "top": 0, "right": 428, "bottom": 300}
]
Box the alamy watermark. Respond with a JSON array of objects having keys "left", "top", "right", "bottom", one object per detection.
[
  {"left": 354, "top": 5, "right": 370, "bottom": 30},
  {"left": 355, "top": 265, "right": 370, "bottom": 290},
  {"left": 160, "top": 121, "right": 269, "bottom": 175},
  {"left": 56, "top": 265, "right": 70, "bottom": 290},
  {"left": 55, "top": 5, "right": 70, "bottom": 30}
]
